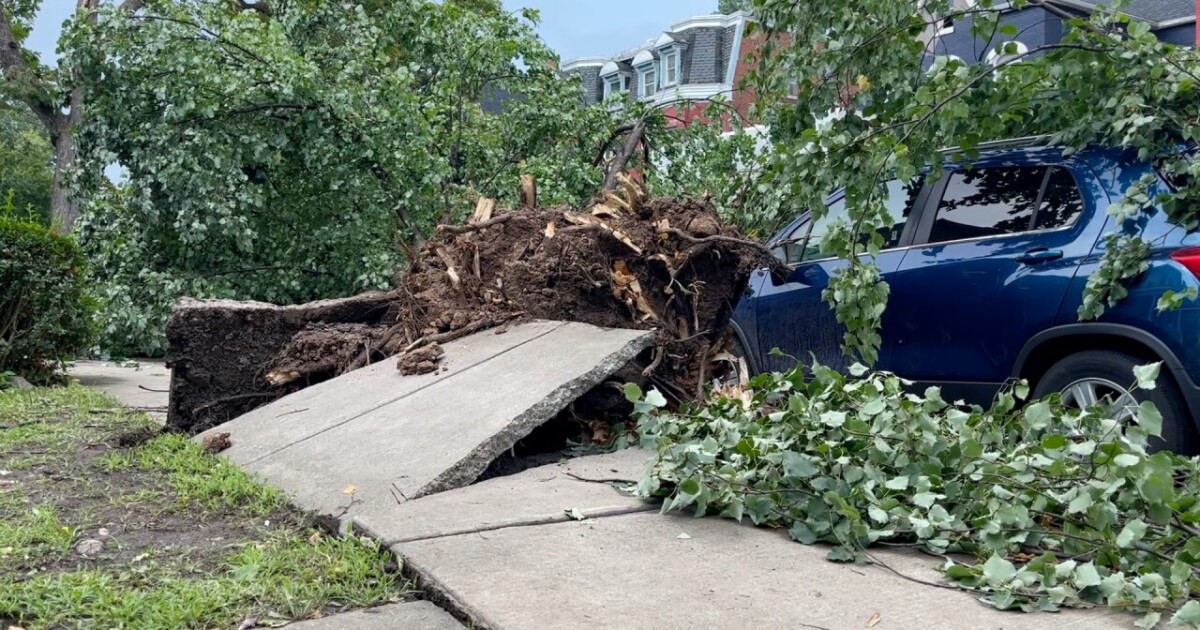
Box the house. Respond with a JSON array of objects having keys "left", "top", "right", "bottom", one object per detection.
[
  {"left": 559, "top": 11, "right": 759, "bottom": 129},
  {"left": 933, "top": 0, "right": 1196, "bottom": 64}
]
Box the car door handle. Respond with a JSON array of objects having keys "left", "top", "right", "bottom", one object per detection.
[{"left": 1016, "top": 248, "right": 1064, "bottom": 264}]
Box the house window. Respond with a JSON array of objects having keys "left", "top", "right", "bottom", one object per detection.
[
  {"left": 661, "top": 49, "right": 679, "bottom": 87},
  {"left": 640, "top": 67, "right": 657, "bottom": 97},
  {"left": 603, "top": 76, "right": 622, "bottom": 98},
  {"left": 937, "top": 17, "right": 955, "bottom": 36}
]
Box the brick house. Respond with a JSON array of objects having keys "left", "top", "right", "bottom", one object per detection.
[
  {"left": 933, "top": 0, "right": 1196, "bottom": 63},
  {"left": 559, "top": 11, "right": 760, "bottom": 129}
]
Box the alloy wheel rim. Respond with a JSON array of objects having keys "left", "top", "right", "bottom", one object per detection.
[{"left": 1059, "top": 377, "right": 1139, "bottom": 423}]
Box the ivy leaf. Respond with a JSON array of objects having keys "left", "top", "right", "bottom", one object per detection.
[{"left": 982, "top": 554, "right": 1017, "bottom": 586}]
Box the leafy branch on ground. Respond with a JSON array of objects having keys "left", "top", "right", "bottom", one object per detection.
[{"left": 631, "top": 362, "right": 1200, "bottom": 627}]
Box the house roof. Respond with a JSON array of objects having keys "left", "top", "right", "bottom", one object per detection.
[{"left": 1050, "top": 0, "right": 1195, "bottom": 26}]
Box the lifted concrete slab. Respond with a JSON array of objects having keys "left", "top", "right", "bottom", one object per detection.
[
  {"left": 198, "top": 321, "right": 653, "bottom": 516},
  {"left": 354, "top": 449, "right": 655, "bottom": 545},
  {"left": 201, "top": 320, "right": 565, "bottom": 466},
  {"left": 280, "top": 601, "right": 463, "bottom": 629},
  {"left": 395, "top": 511, "right": 1131, "bottom": 630}
]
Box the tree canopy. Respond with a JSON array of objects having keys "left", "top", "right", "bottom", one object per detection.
[{"left": 0, "top": 102, "right": 52, "bottom": 222}]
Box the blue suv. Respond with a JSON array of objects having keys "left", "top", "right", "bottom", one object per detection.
[{"left": 729, "top": 138, "right": 1200, "bottom": 454}]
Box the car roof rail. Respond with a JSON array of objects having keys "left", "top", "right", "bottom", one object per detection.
[{"left": 940, "top": 135, "right": 1055, "bottom": 154}]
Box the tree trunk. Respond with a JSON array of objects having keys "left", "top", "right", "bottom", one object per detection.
[{"left": 49, "top": 121, "right": 80, "bottom": 232}]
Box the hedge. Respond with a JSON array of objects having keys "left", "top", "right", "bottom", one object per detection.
[{"left": 0, "top": 217, "right": 94, "bottom": 383}]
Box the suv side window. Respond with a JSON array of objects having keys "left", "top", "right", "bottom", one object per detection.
[
  {"left": 1032, "top": 167, "right": 1084, "bottom": 230},
  {"left": 928, "top": 167, "right": 1047, "bottom": 244},
  {"left": 777, "top": 178, "right": 922, "bottom": 264}
]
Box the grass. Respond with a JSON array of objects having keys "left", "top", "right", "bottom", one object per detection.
[{"left": 0, "top": 385, "right": 409, "bottom": 630}]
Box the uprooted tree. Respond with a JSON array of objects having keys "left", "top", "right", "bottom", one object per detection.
[
  {"left": 634, "top": 0, "right": 1200, "bottom": 625},
  {"left": 60, "top": 0, "right": 761, "bottom": 357}
]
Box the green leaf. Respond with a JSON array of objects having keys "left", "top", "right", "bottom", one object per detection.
[
  {"left": 1067, "top": 491, "right": 1093, "bottom": 514},
  {"left": 982, "top": 554, "right": 1017, "bottom": 586},
  {"left": 1115, "top": 519, "right": 1147, "bottom": 548},
  {"left": 1133, "top": 362, "right": 1160, "bottom": 390},
  {"left": 1041, "top": 434, "right": 1068, "bottom": 450},
  {"left": 1171, "top": 600, "right": 1200, "bottom": 626},
  {"left": 1136, "top": 401, "right": 1163, "bottom": 437},
  {"left": 678, "top": 479, "right": 701, "bottom": 496},
  {"left": 1134, "top": 612, "right": 1161, "bottom": 630},
  {"left": 826, "top": 546, "right": 856, "bottom": 562},
  {"left": 912, "top": 492, "right": 938, "bottom": 508},
  {"left": 1073, "top": 562, "right": 1102, "bottom": 588},
  {"left": 783, "top": 452, "right": 820, "bottom": 478},
  {"left": 1113, "top": 453, "right": 1140, "bottom": 468},
  {"left": 790, "top": 522, "right": 818, "bottom": 544},
  {"left": 884, "top": 476, "right": 909, "bottom": 491},
  {"left": 622, "top": 382, "right": 644, "bottom": 402},
  {"left": 644, "top": 389, "right": 668, "bottom": 408},
  {"left": 1128, "top": 19, "right": 1150, "bottom": 39}
]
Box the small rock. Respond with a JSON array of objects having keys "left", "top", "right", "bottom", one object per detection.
[
  {"left": 98, "top": 527, "right": 110, "bottom": 537},
  {"left": 76, "top": 539, "right": 104, "bottom": 556},
  {"left": 201, "top": 432, "right": 232, "bottom": 454},
  {"left": 10, "top": 376, "right": 33, "bottom": 390}
]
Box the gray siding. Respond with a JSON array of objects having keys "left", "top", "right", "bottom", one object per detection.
[
  {"left": 686, "top": 27, "right": 725, "bottom": 83},
  {"left": 720, "top": 25, "right": 737, "bottom": 83},
  {"left": 563, "top": 66, "right": 603, "bottom": 105}
]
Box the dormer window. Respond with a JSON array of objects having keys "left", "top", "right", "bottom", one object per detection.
[
  {"left": 640, "top": 66, "right": 657, "bottom": 97},
  {"left": 632, "top": 50, "right": 657, "bottom": 99},
  {"left": 653, "top": 33, "right": 683, "bottom": 89},
  {"left": 599, "top": 60, "right": 631, "bottom": 101},
  {"left": 661, "top": 48, "right": 679, "bottom": 87}
]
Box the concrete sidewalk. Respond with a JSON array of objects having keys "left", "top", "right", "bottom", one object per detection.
[
  {"left": 69, "top": 359, "right": 171, "bottom": 422},
  {"left": 81, "top": 329, "right": 1148, "bottom": 630}
]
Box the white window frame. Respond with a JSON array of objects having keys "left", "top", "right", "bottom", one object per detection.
[
  {"left": 638, "top": 66, "right": 657, "bottom": 98},
  {"left": 603, "top": 75, "right": 622, "bottom": 98},
  {"left": 660, "top": 48, "right": 680, "bottom": 87}
]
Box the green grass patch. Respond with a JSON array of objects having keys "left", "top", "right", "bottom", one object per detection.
[
  {"left": 0, "top": 506, "right": 78, "bottom": 566},
  {"left": 98, "top": 433, "right": 285, "bottom": 516},
  {"left": 0, "top": 531, "right": 401, "bottom": 629},
  {"left": 0, "top": 385, "right": 408, "bottom": 629}
]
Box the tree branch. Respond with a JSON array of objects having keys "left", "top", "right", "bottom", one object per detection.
[{"left": 0, "top": 4, "right": 59, "bottom": 133}]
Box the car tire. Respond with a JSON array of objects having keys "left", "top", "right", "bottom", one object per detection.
[{"left": 1032, "top": 350, "right": 1198, "bottom": 454}]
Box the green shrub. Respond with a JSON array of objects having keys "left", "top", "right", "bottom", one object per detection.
[{"left": 0, "top": 217, "right": 95, "bottom": 382}]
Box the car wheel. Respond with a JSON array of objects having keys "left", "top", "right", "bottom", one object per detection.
[{"left": 1032, "top": 350, "right": 1197, "bottom": 454}]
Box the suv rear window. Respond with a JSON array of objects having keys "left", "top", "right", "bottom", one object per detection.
[
  {"left": 929, "top": 167, "right": 1046, "bottom": 244},
  {"left": 927, "top": 166, "right": 1084, "bottom": 244}
]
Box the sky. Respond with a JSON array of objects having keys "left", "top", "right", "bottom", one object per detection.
[{"left": 26, "top": 1, "right": 720, "bottom": 64}]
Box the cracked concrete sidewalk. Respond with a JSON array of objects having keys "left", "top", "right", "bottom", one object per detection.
[{"left": 77, "top": 321, "right": 1146, "bottom": 630}]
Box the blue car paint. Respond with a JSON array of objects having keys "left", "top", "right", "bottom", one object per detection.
[{"left": 733, "top": 144, "right": 1200, "bottom": 429}]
